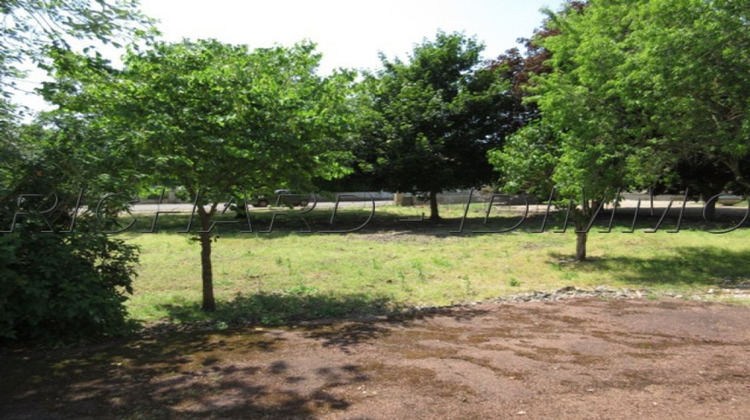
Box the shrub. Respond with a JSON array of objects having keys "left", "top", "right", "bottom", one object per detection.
[
  {"left": 0, "top": 117, "right": 141, "bottom": 344},
  {"left": 0, "top": 219, "right": 139, "bottom": 343}
]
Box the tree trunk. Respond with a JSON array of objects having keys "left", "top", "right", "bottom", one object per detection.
[
  {"left": 575, "top": 231, "right": 587, "bottom": 261},
  {"left": 703, "top": 196, "right": 717, "bottom": 220},
  {"left": 428, "top": 191, "right": 440, "bottom": 221},
  {"left": 725, "top": 158, "right": 750, "bottom": 191},
  {"left": 198, "top": 209, "right": 216, "bottom": 312},
  {"left": 574, "top": 218, "right": 587, "bottom": 261}
]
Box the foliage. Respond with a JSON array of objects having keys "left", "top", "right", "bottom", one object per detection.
[
  {"left": 0, "top": 0, "right": 154, "bottom": 102},
  {"left": 488, "top": 121, "right": 560, "bottom": 199},
  {"left": 353, "top": 31, "right": 517, "bottom": 219},
  {"left": 0, "top": 1, "right": 152, "bottom": 343},
  {"left": 0, "top": 221, "right": 139, "bottom": 342},
  {"left": 490, "top": 0, "right": 750, "bottom": 259},
  {"left": 618, "top": 0, "right": 750, "bottom": 189},
  {"left": 0, "top": 122, "right": 140, "bottom": 343},
  {"left": 113, "top": 39, "right": 355, "bottom": 200},
  {"left": 530, "top": 0, "right": 750, "bottom": 194},
  {"left": 49, "top": 39, "right": 357, "bottom": 311}
]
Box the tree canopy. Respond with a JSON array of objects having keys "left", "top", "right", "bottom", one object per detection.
[
  {"left": 0, "top": 0, "right": 154, "bottom": 115},
  {"left": 50, "top": 38, "right": 356, "bottom": 311},
  {"left": 353, "top": 31, "right": 518, "bottom": 219},
  {"left": 490, "top": 0, "right": 750, "bottom": 259}
]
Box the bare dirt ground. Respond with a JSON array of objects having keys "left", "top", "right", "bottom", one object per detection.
[{"left": 2, "top": 298, "right": 750, "bottom": 419}]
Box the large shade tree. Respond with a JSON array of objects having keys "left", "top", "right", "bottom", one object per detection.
[
  {"left": 354, "top": 31, "right": 519, "bottom": 220},
  {"left": 620, "top": 0, "right": 750, "bottom": 194}
]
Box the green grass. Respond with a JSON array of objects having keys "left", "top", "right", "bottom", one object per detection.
[{"left": 119, "top": 203, "right": 750, "bottom": 326}]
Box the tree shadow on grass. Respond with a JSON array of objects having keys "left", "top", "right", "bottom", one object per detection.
[
  {"left": 156, "top": 291, "right": 400, "bottom": 328},
  {"left": 156, "top": 291, "right": 490, "bottom": 344},
  {"left": 551, "top": 246, "right": 750, "bottom": 288}
]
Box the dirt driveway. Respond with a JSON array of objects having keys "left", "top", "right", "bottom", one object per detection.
[{"left": 2, "top": 298, "right": 749, "bottom": 419}]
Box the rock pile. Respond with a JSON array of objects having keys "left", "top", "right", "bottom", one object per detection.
[{"left": 496, "top": 286, "right": 649, "bottom": 303}]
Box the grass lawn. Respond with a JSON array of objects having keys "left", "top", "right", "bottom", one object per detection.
[{"left": 119, "top": 203, "right": 750, "bottom": 326}]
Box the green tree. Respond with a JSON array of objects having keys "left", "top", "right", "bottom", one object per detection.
[
  {"left": 63, "top": 39, "right": 354, "bottom": 311},
  {"left": 491, "top": 0, "right": 750, "bottom": 260},
  {"left": 354, "top": 31, "right": 517, "bottom": 220},
  {"left": 2, "top": 0, "right": 153, "bottom": 197},
  {"left": 488, "top": 121, "right": 560, "bottom": 199},
  {"left": 620, "top": 0, "right": 750, "bottom": 190}
]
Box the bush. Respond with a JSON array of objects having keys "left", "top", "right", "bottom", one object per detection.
[
  {"left": 0, "top": 117, "right": 142, "bottom": 344},
  {"left": 0, "top": 218, "right": 139, "bottom": 343}
]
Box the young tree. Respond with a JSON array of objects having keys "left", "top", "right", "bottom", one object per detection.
[
  {"left": 354, "top": 31, "right": 517, "bottom": 220},
  {"left": 491, "top": 0, "right": 750, "bottom": 260},
  {"left": 57, "top": 39, "right": 354, "bottom": 311}
]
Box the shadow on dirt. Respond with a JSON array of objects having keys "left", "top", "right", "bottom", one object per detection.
[
  {"left": 301, "top": 306, "right": 491, "bottom": 354},
  {"left": 0, "top": 303, "right": 489, "bottom": 419},
  {"left": 0, "top": 328, "right": 295, "bottom": 418}
]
